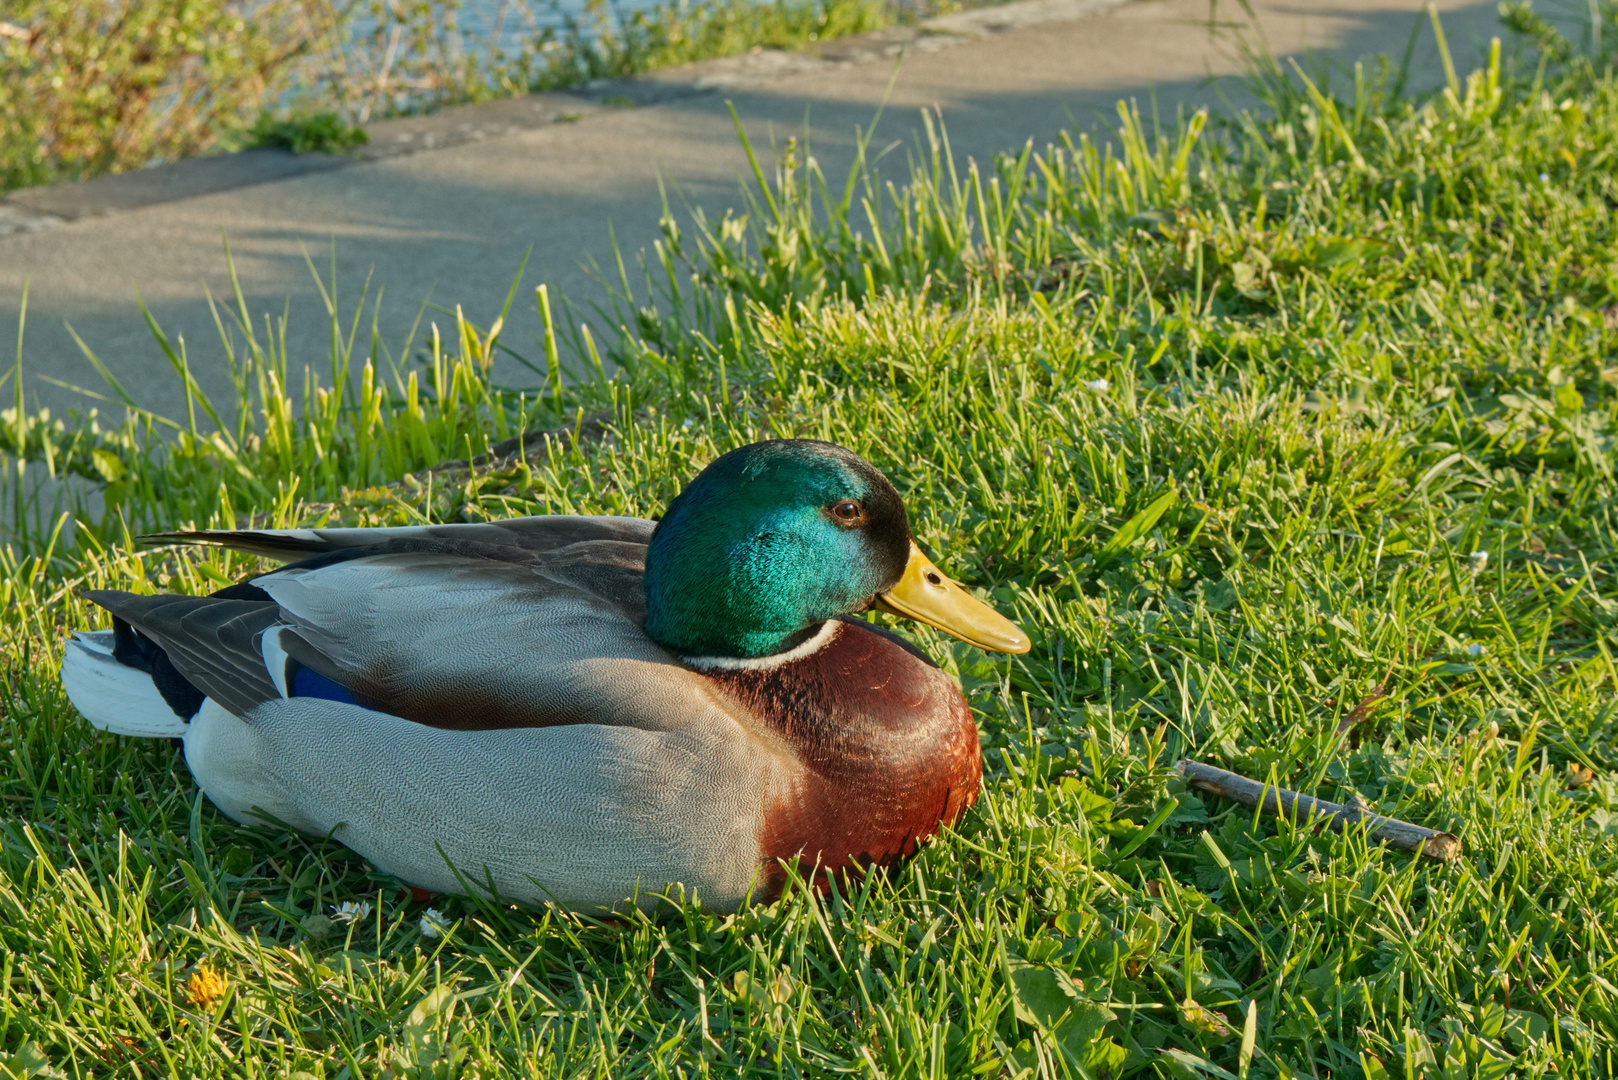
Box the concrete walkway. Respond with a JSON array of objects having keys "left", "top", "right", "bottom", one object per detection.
[{"left": 2, "top": 0, "right": 1506, "bottom": 419}]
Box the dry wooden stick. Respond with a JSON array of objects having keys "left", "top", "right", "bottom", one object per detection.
[{"left": 1176, "top": 759, "right": 1462, "bottom": 861}]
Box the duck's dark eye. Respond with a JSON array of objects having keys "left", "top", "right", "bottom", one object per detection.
[{"left": 830, "top": 500, "right": 866, "bottom": 526}]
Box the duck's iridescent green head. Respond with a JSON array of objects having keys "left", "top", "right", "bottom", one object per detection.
[
  {"left": 644, "top": 440, "right": 1030, "bottom": 660},
  {"left": 644, "top": 441, "right": 907, "bottom": 658}
]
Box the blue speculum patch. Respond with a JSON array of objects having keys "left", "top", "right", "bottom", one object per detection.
[{"left": 290, "top": 664, "right": 360, "bottom": 705}]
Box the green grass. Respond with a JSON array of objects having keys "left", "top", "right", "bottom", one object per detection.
[{"left": 5, "top": 13, "right": 1618, "bottom": 1079}]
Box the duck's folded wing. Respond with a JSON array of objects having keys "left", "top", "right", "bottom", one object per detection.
[
  {"left": 80, "top": 537, "right": 707, "bottom": 733},
  {"left": 142, "top": 515, "right": 655, "bottom": 563},
  {"left": 251, "top": 549, "right": 716, "bottom": 732}
]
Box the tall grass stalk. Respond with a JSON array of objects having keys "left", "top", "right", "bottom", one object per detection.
[{"left": 1, "top": 241, "right": 614, "bottom": 555}]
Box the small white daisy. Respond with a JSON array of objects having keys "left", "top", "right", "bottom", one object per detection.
[
  {"left": 420, "top": 908, "right": 451, "bottom": 939},
  {"left": 331, "top": 900, "right": 372, "bottom": 925},
  {"left": 1085, "top": 378, "right": 1110, "bottom": 392},
  {"left": 1469, "top": 551, "right": 1488, "bottom": 576}
]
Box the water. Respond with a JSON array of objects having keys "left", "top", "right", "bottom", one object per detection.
[
  {"left": 458, "top": 0, "right": 609, "bottom": 42},
  {"left": 325, "top": 0, "right": 689, "bottom": 119},
  {"left": 401, "top": 0, "right": 678, "bottom": 57}
]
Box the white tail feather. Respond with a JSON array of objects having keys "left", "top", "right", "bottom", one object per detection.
[
  {"left": 60, "top": 638, "right": 190, "bottom": 737},
  {"left": 73, "top": 630, "right": 117, "bottom": 655}
]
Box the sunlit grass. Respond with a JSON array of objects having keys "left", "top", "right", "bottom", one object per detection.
[{"left": 3, "top": 13, "right": 1618, "bottom": 1079}]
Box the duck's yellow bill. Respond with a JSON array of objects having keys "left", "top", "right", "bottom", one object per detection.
[{"left": 872, "top": 542, "right": 1031, "bottom": 654}]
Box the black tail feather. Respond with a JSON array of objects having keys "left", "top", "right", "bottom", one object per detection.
[{"left": 110, "top": 616, "right": 205, "bottom": 719}]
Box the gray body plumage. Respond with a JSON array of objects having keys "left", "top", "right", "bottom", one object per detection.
[
  {"left": 185, "top": 698, "right": 777, "bottom": 910},
  {"left": 62, "top": 515, "right": 798, "bottom": 913}
]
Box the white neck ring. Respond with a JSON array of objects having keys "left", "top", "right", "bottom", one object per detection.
[{"left": 680, "top": 619, "right": 841, "bottom": 672}]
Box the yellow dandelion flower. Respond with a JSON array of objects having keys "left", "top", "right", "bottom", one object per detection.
[{"left": 186, "top": 963, "right": 228, "bottom": 1008}]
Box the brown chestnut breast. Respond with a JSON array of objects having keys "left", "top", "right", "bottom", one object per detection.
[{"left": 701, "top": 619, "right": 981, "bottom": 899}]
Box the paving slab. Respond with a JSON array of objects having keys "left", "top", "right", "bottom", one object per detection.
[{"left": 1, "top": 0, "right": 1507, "bottom": 420}]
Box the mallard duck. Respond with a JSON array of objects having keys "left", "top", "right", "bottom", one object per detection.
[{"left": 60, "top": 439, "right": 1029, "bottom": 912}]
